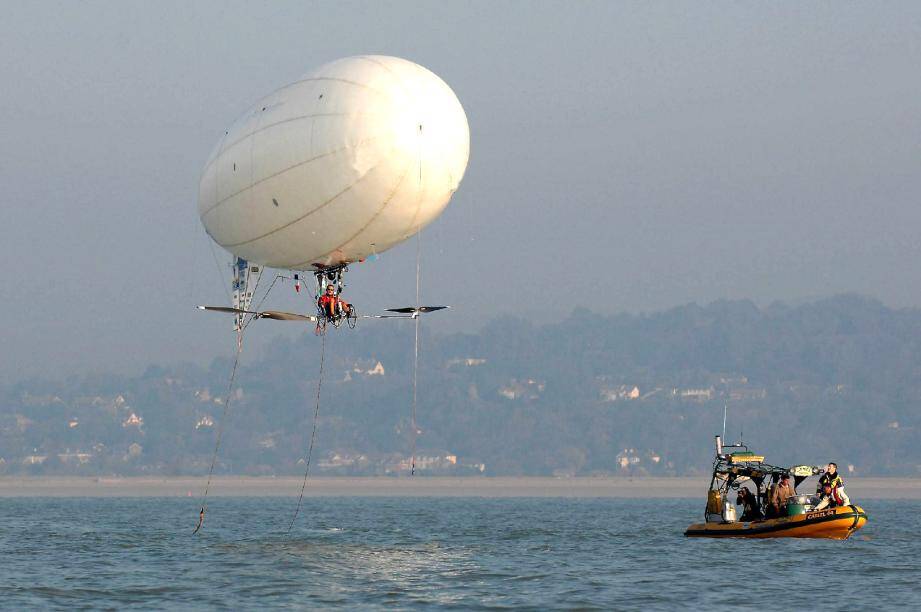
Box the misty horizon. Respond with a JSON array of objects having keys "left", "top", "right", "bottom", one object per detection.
[
  {"left": 3, "top": 2, "right": 920, "bottom": 382},
  {"left": 3, "top": 291, "right": 905, "bottom": 385}
]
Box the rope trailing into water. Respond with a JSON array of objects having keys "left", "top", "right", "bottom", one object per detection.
[
  {"left": 286, "top": 331, "right": 328, "bottom": 534},
  {"left": 193, "top": 331, "right": 244, "bottom": 534},
  {"left": 411, "top": 318, "right": 420, "bottom": 476},
  {"left": 411, "top": 230, "right": 421, "bottom": 476},
  {"left": 410, "top": 124, "right": 424, "bottom": 475}
]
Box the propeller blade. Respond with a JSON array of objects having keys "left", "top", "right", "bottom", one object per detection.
[
  {"left": 198, "top": 306, "right": 259, "bottom": 315},
  {"left": 259, "top": 310, "right": 317, "bottom": 322},
  {"left": 198, "top": 306, "right": 316, "bottom": 322},
  {"left": 384, "top": 306, "right": 449, "bottom": 314}
]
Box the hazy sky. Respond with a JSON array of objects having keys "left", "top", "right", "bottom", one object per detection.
[{"left": 2, "top": 1, "right": 920, "bottom": 381}]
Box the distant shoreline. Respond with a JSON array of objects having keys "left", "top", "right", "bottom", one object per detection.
[{"left": 1, "top": 476, "right": 919, "bottom": 498}]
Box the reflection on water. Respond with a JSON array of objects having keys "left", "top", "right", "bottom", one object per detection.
[{"left": 0, "top": 497, "right": 917, "bottom": 609}]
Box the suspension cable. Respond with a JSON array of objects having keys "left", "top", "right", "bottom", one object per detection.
[
  {"left": 242, "top": 273, "right": 285, "bottom": 332},
  {"left": 286, "top": 330, "right": 328, "bottom": 534},
  {"left": 411, "top": 230, "right": 421, "bottom": 476},
  {"left": 207, "top": 237, "right": 232, "bottom": 303},
  {"left": 411, "top": 121, "right": 424, "bottom": 475},
  {"left": 193, "top": 331, "right": 244, "bottom": 534}
]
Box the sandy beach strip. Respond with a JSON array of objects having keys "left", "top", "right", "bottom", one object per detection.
[{"left": 0, "top": 476, "right": 918, "bottom": 498}]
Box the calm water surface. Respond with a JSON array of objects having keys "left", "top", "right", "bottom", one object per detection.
[{"left": 0, "top": 497, "right": 917, "bottom": 609}]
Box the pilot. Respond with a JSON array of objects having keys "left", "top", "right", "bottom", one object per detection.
[{"left": 317, "top": 284, "right": 351, "bottom": 319}]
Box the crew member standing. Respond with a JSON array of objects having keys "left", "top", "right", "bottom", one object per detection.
[
  {"left": 769, "top": 473, "right": 796, "bottom": 516},
  {"left": 816, "top": 462, "right": 843, "bottom": 493}
]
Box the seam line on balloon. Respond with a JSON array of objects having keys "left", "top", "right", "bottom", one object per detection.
[
  {"left": 354, "top": 56, "right": 413, "bottom": 100},
  {"left": 200, "top": 135, "right": 383, "bottom": 218},
  {"left": 218, "top": 76, "right": 390, "bottom": 147},
  {"left": 350, "top": 57, "right": 452, "bottom": 243},
  {"left": 287, "top": 157, "right": 414, "bottom": 270},
  {"left": 216, "top": 159, "right": 387, "bottom": 250},
  {"left": 271, "top": 76, "right": 391, "bottom": 102},
  {"left": 200, "top": 111, "right": 383, "bottom": 179},
  {"left": 209, "top": 75, "right": 390, "bottom": 163}
]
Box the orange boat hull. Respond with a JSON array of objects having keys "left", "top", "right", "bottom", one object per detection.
[{"left": 685, "top": 505, "right": 867, "bottom": 539}]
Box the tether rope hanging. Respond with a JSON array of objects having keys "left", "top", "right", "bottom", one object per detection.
[
  {"left": 207, "top": 236, "right": 232, "bottom": 303},
  {"left": 193, "top": 270, "right": 286, "bottom": 534},
  {"left": 411, "top": 230, "right": 421, "bottom": 476},
  {"left": 286, "top": 331, "right": 328, "bottom": 534},
  {"left": 242, "top": 273, "right": 284, "bottom": 332},
  {"left": 193, "top": 331, "right": 244, "bottom": 534}
]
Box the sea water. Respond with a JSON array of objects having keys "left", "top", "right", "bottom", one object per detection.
[{"left": 0, "top": 497, "right": 917, "bottom": 609}]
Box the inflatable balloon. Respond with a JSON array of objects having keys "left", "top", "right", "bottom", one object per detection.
[{"left": 198, "top": 55, "right": 470, "bottom": 270}]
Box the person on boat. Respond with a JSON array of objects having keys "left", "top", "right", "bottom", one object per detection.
[
  {"left": 317, "top": 284, "right": 351, "bottom": 319},
  {"left": 736, "top": 487, "right": 763, "bottom": 521},
  {"left": 814, "top": 481, "right": 851, "bottom": 510},
  {"left": 765, "top": 475, "right": 780, "bottom": 518},
  {"left": 767, "top": 473, "right": 796, "bottom": 517},
  {"left": 816, "top": 462, "right": 843, "bottom": 493}
]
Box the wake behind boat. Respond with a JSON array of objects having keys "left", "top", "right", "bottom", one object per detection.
[{"left": 685, "top": 436, "right": 867, "bottom": 539}]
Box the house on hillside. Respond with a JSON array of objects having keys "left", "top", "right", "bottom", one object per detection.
[
  {"left": 122, "top": 413, "right": 144, "bottom": 430},
  {"left": 58, "top": 451, "right": 92, "bottom": 465},
  {"left": 367, "top": 361, "right": 385, "bottom": 376},
  {"left": 499, "top": 378, "right": 545, "bottom": 400},
  {"left": 677, "top": 388, "right": 713, "bottom": 402},
  {"left": 600, "top": 385, "right": 640, "bottom": 402},
  {"left": 728, "top": 387, "right": 767, "bottom": 401},
  {"left": 351, "top": 359, "right": 386, "bottom": 376},
  {"left": 318, "top": 452, "right": 369, "bottom": 469},
  {"left": 21, "top": 393, "right": 64, "bottom": 407},
  {"left": 446, "top": 357, "right": 487, "bottom": 367},
  {"left": 616, "top": 448, "right": 641, "bottom": 469}
]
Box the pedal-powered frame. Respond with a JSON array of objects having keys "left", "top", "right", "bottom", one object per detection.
[{"left": 199, "top": 261, "right": 448, "bottom": 331}]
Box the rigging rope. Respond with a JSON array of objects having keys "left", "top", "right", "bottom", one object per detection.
[
  {"left": 207, "top": 236, "right": 232, "bottom": 303},
  {"left": 411, "top": 230, "right": 422, "bottom": 476},
  {"left": 411, "top": 122, "right": 424, "bottom": 476},
  {"left": 242, "top": 273, "right": 284, "bottom": 332},
  {"left": 286, "top": 330, "right": 328, "bottom": 534},
  {"left": 193, "top": 268, "right": 287, "bottom": 534},
  {"left": 193, "top": 331, "right": 244, "bottom": 534}
]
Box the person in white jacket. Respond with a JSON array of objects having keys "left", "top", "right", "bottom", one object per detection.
[{"left": 814, "top": 481, "right": 850, "bottom": 510}]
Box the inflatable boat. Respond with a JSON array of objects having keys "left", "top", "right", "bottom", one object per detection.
[
  {"left": 685, "top": 437, "right": 868, "bottom": 539},
  {"left": 685, "top": 503, "right": 867, "bottom": 539}
]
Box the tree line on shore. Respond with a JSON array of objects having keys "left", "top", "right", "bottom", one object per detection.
[{"left": 2, "top": 294, "right": 919, "bottom": 476}]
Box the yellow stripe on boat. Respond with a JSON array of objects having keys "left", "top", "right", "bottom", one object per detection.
[{"left": 685, "top": 505, "right": 868, "bottom": 540}]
